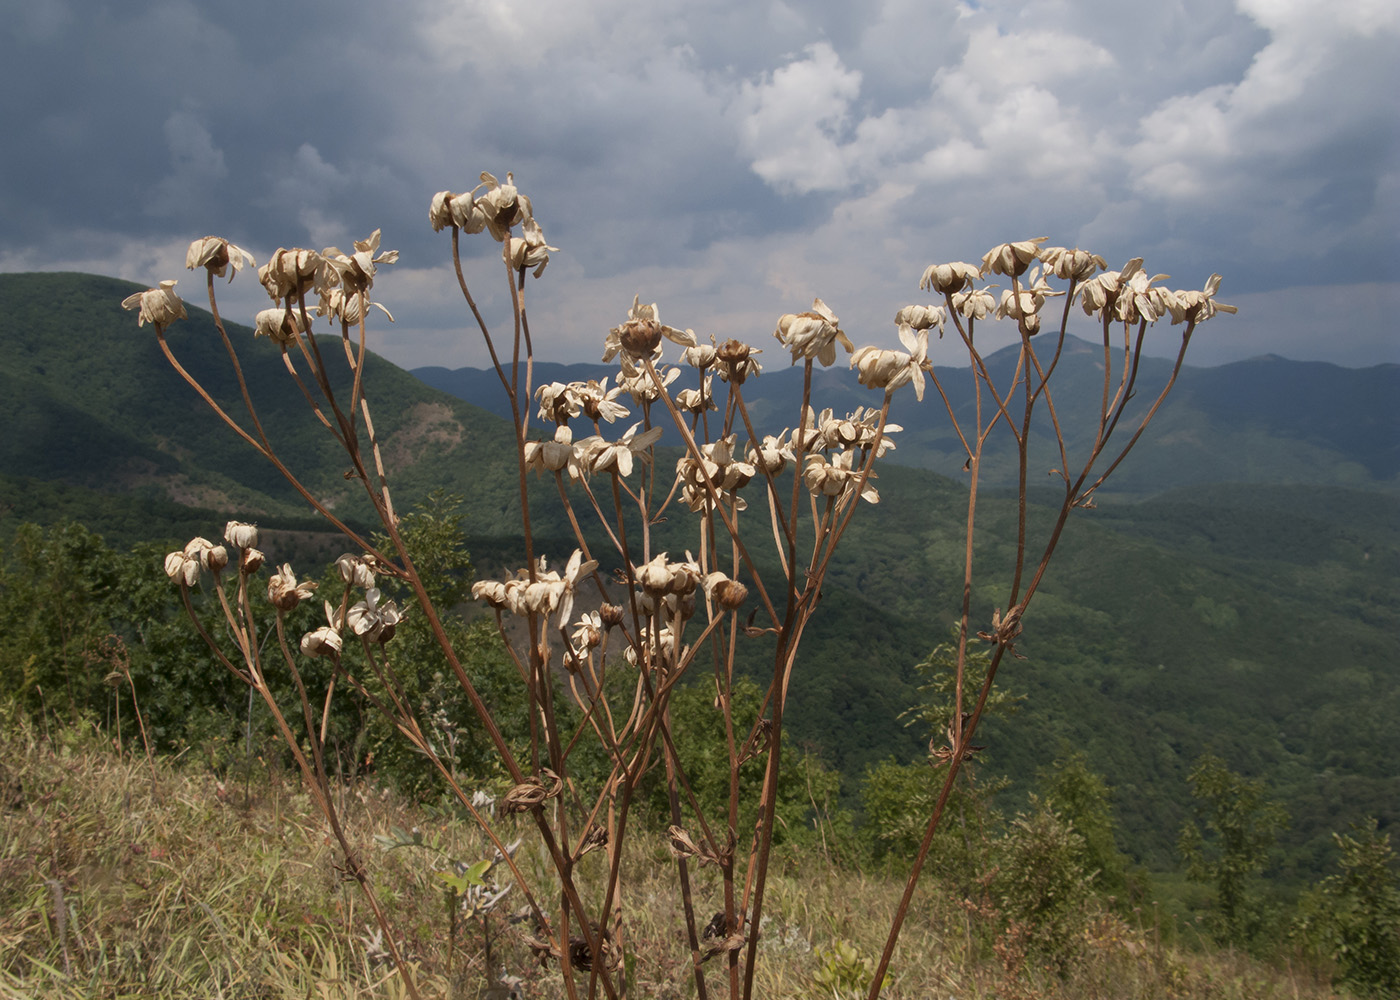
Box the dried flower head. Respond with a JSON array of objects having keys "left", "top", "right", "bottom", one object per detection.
[
  {"left": 711, "top": 340, "right": 760, "bottom": 386},
  {"left": 980, "top": 238, "right": 1048, "bottom": 278},
  {"left": 1167, "top": 274, "right": 1237, "bottom": 324},
  {"left": 337, "top": 554, "right": 376, "bottom": 590},
  {"left": 186, "top": 237, "right": 255, "bottom": 281},
  {"left": 474, "top": 172, "right": 533, "bottom": 242},
  {"left": 851, "top": 324, "right": 930, "bottom": 400},
  {"left": 224, "top": 521, "right": 259, "bottom": 550},
  {"left": 1038, "top": 246, "right": 1106, "bottom": 282},
  {"left": 952, "top": 284, "right": 997, "bottom": 321},
  {"left": 253, "top": 306, "right": 308, "bottom": 346},
  {"left": 894, "top": 304, "right": 947, "bottom": 333},
  {"left": 704, "top": 572, "right": 749, "bottom": 610},
  {"left": 503, "top": 217, "right": 557, "bottom": 277},
  {"left": 317, "top": 286, "right": 394, "bottom": 326},
  {"left": 122, "top": 281, "right": 187, "bottom": 329},
  {"left": 574, "top": 378, "right": 630, "bottom": 424},
  {"left": 524, "top": 425, "right": 579, "bottom": 476},
  {"left": 269, "top": 563, "right": 318, "bottom": 611},
  {"left": 588, "top": 422, "right": 663, "bottom": 478},
  {"left": 347, "top": 587, "right": 402, "bottom": 643},
  {"left": 258, "top": 248, "right": 323, "bottom": 300},
  {"left": 674, "top": 375, "right": 716, "bottom": 416},
  {"left": 604, "top": 296, "right": 697, "bottom": 364},
  {"left": 919, "top": 261, "right": 981, "bottom": 296},
  {"left": 774, "top": 298, "right": 854, "bottom": 367}
]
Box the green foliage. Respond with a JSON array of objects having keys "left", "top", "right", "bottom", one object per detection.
[
  {"left": 809, "top": 938, "right": 889, "bottom": 999},
  {"left": 858, "top": 756, "right": 1004, "bottom": 887},
  {"left": 1178, "top": 753, "right": 1289, "bottom": 947},
  {"left": 647, "top": 677, "right": 839, "bottom": 845},
  {"left": 0, "top": 521, "right": 115, "bottom": 718},
  {"left": 986, "top": 796, "right": 1097, "bottom": 975},
  {"left": 1039, "top": 751, "right": 1129, "bottom": 901},
  {"left": 364, "top": 491, "right": 526, "bottom": 794},
  {"left": 901, "top": 624, "right": 1023, "bottom": 740},
  {"left": 1294, "top": 818, "right": 1400, "bottom": 998}
]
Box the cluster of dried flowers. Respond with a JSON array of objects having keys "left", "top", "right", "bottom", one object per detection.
[{"left": 128, "top": 169, "right": 1233, "bottom": 1000}]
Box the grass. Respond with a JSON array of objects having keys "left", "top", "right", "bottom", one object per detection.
[{"left": 0, "top": 720, "right": 1350, "bottom": 999}]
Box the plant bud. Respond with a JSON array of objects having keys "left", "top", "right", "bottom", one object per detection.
[
  {"left": 713, "top": 579, "right": 748, "bottom": 610},
  {"left": 242, "top": 548, "right": 265, "bottom": 574},
  {"left": 203, "top": 545, "right": 229, "bottom": 573},
  {"left": 598, "top": 604, "right": 625, "bottom": 628}
]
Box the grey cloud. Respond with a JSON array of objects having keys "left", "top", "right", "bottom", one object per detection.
[{"left": 0, "top": 0, "right": 1394, "bottom": 371}]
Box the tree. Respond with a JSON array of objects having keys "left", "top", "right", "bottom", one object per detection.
[
  {"left": 1039, "top": 751, "right": 1128, "bottom": 901},
  {"left": 1294, "top": 818, "right": 1400, "bottom": 998},
  {"left": 1178, "top": 753, "right": 1288, "bottom": 947}
]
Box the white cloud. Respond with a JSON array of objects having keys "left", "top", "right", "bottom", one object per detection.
[{"left": 733, "top": 42, "right": 864, "bottom": 194}]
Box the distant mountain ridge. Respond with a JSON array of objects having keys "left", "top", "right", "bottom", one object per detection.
[{"left": 415, "top": 341, "right": 1399, "bottom": 495}]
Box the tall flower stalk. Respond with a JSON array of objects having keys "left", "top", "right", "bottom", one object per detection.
[{"left": 129, "top": 190, "right": 1232, "bottom": 999}]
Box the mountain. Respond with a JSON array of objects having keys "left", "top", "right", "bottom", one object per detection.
[
  {"left": 416, "top": 339, "right": 1400, "bottom": 495},
  {"left": 0, "top": 272, "right": 532, "bottom": 545},
  {"left": 3, "top": 272, "right": 1397, "bottom": 873}
]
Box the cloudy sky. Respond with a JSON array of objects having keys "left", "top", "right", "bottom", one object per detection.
[{"left": 2, "top": 0, "right": 1396, "bottom": 370}]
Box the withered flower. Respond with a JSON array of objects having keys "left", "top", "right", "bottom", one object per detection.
[
  {"left": 894, "top": 304, "right": 947, "bottom": 333},
  {"left": 503, "top": 217, "right": 557, "bottom": 277},
  {"left": 588, "top": 422, "right": 663, "bottom": 478},
  {"left": 1038, "top": 246, "right": 1106, "bottom": 281},
  {"left": 268, "top": 563, "right": 318, "bottom": 611},
  {"left": 122, "top": 281, "right": 187, "bottom": 329},
  {"left": 347, "top": 588, "right": 402, "bottom": 643},
  {"left": 186, "top": 237, "right": 255, "bottom": 281},
  {"left": 919, "top": 261, "right": 981, "bottom": 296},
  {"left": 952, "top": 284, "right": 997, "bottom": 321},
  {"left": 1167, "top": 273, "right": 1237, "bottom": 324},
  {"left": 704, "top": 572, "right": 748, "bottom": 610},
  {"left": 502, "top": 769, "right": 562, "bottom": 814},
  {"left": 524, "top": 425, "right": 579, "bottom": 475},
  {"left": 224, "top": 521, "right": 259, "bottom": 550},
  {"left": 604, "top": 296, "right": 697, "bottom": 363},
  {"left": 336, "top": 553, "right": 376, "bottom": 590},
  {"left": 774, "top": 298, "right": 853, "bottom": 367},
  {"left": 851, "top": 324, "right": 929, "bottom": 400},
  {"left": 253, "top": 306, "right": 308, "bottom": 346},
  {"left": 715, "top": 339, "right": 762, "bottom": 383},
  {"left": 258, "top": 248, "right": 323, "bottom": 300},
  {"left": 980, "top": 238, "right": 1048, "bottom": 278},
  {"left": 675, "top": 376, "right": 716, "bottom": 416}
]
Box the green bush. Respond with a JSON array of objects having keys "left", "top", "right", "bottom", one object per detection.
[{"left": 1294, "top": 818, "right": 1400, "bottom": 998}]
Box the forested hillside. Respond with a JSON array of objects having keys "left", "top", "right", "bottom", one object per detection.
[{"left": 2, "top": 271, "right": 1397, "bottom": 881}]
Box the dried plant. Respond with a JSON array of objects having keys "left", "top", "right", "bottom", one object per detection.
[{"left": 126, "top": 175, "right": 1233, "bottom": 998}]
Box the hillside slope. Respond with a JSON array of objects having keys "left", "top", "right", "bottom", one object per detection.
[{"left": 3, "top": 271, "right": 1396, "bottom": 873}]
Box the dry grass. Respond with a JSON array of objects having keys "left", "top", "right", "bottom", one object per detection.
[{"left": 0, "top": 721, "right": 1347, "bottom": 999}]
